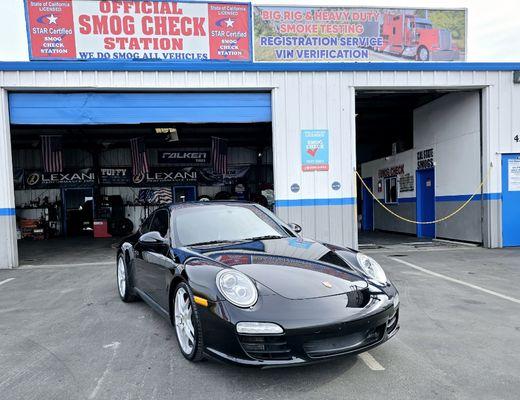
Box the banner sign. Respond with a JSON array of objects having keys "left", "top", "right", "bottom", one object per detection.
[
  {"left": 132, "top": 168, "right": 197, "bottom": 186},
  {"left": 378, "top": 165, "right": 404, "bottom": 178},
  {"left": 158, "top": 150, "right": 210, "bottom": 165},
  {"left": 301, "top": 130, "right": 329, "bottom": 172},
  {"left": 197, "top": 165, "right": 250, "bottom": 185},
  {"left": 254, "top": 6, "right": 466, "bottom": 62},
  {"left": 417, "top": 148, "right": 434, "bottom": 170},
  {"left": 25, "top": 169, "right": 96, "bottom": 189},
  {"left": 25, "top": 0, "right": 251, "bottom": 61},
  {"left": 100, "top": 167, "right": 132, "bottom": 186},
  {"left": 16, "top": 166, "right": 250, "bottom": 188}
]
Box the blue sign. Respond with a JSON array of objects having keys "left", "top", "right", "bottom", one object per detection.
[
  {"left": 301, "top": 129, "right": 329, "bottom": 171},
  {"left": 290, "top": 183, "right": 300, "bottom": 193},
  {"left": 332, "top": 181, "right": 341, "bottom": 190}
]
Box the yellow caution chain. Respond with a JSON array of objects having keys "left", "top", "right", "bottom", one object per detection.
[{"left": 354, "top": 164, "right": 493, "bottom": 225}]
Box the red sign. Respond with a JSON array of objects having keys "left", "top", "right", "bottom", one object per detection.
[
  {"left": 25, "top": 1, "right": 251, "bottom": 61},
  {"left": 27, "top": 0, "right": 76, "bottom": 59}
]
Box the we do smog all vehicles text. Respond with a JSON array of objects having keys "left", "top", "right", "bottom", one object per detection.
[{"left": 26, "top": 0, "right": 251, "bottom": 61}]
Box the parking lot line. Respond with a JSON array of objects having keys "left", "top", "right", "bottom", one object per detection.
[
  {"left": 21, "top": 261, "right": 113, "bottom": 269},
  {"left": 388, "top": 256, "right": 520, "bottom": 305},
  {"left": 0, "top": 278, "right": 15, "bottom": 286},
  {"left": 359, "top": 352, "right": 385, "bottom": 371}
]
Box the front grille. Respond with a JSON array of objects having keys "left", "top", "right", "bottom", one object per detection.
[
  {"left": 303, "top": 325, "right": 385, "bottom": 358},
  {"left": 438, "top": 29, "right": 452, "bottom": 50},
  {"left": 347, "top": 288, "right": 371, "bottom": 308},
  {"left": 238, "top": 335, "right": 292, "bottom": 361},
  {"left": 387, "top": 309, "right": 399, "bottom": 334}
]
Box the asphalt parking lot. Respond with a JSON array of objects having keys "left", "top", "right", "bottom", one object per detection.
[{"left": 1, "top": 240, "right": 520, "bottom": 400}]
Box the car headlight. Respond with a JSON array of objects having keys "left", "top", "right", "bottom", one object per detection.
[
  {"left": 216, "top": 270, "right": 258, "bottom": 308},
  {"left": 356, "top": 253, "right": 388, "bottom": 284}
]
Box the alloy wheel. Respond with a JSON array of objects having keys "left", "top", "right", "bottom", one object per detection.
[
  {"left": 174, "top": 287, "right": 196, "bottom": 355},
  {"left": 117, "top": 257, "right": 126, "bottom": 298}
]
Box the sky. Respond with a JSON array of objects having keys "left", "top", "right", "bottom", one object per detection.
[{"left": 1, "top": 0, "right": 519, "bottom": 62}]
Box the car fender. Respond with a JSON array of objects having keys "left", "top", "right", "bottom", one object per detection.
[{"left": 181, "top": 259, "right": 225, "bottom": 303}]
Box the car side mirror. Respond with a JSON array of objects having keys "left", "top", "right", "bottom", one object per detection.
[
  {"left": 139, "top": 231, "right": 168, "bottom": 245},
  {"left": 288, "top": 222, "right": 302, "bottom": 234}
]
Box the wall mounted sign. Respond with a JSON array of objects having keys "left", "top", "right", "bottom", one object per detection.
[
  {"left": 331, "top": 181, "right": 341, "bottom": 190},
  {"left": 132, "top": 168, "right": 197, "bottom": 186},
  {"left": 196, "top": 166, "right": 250, "bottom": 185},
  {"left": 253, "top": 6, "right": 466, "bottom": 62},
  {"left": 508, "top": 158, "right": 520, "bottom": 191},
  {"left": 25, "top": 0, "right": 251, "bottom": 61},
  {"left": 158, "top": 150, "right": 210, "bottom": 165},
  {"left": 100, "top": 167, "right": 132, "bottom": 186},
  {"left": 399, "top": 173, "right": 414, "bottom": 192},
  {"left": 417, "top": 148, "right": 434, "bottom": 170},
  {"left": 378, "top": 165, "right": 404, "bottom": 178},
  {"left": 301, "top": 129, "right": 329, "bottom": 172},
  {"left": 291, "top": 183, "right": 300, "bottom": 193},
  {"left": 25, "top": 169, "right": 96, "bottom": 188}
]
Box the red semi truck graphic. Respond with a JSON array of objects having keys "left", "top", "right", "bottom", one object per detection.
[{"left": 367, "top": 12, "right": 460, "bottom": 61}]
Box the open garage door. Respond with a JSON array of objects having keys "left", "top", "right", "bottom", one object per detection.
[
  {"left": 9, "top": 92, "right": 271, "bottom": 124},
  {"left": 9, "top": 91, "right": 273, "bottom": 266},
  {"left": 357, "top": 90, "right": 484, "bottom": 247}
]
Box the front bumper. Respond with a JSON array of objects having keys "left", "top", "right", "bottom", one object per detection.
[
  {"left": 199, "top": 290, "right": 400, "bottom": 367},
  {"left": 431, "top": 49, "right": 460, "bottom": 61}
]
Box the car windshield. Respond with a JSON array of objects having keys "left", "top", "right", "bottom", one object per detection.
[{"left": 173, "top": 204, "right": 288, "bottom": 246}]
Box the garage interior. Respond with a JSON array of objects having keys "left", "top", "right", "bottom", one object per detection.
[
  {"left": 9, "top": 92, "right": 273, "bottom": 265},
  {"left": 356, "top": 89, "right": 483, "bottom": 247}
]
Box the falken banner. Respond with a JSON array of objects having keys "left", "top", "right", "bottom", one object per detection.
[
  {"left": 253, "top": 6, "right": 466, "bottom": 62},
  {"left": 25, "top": 0, "right": 251, "bottom": 61}
]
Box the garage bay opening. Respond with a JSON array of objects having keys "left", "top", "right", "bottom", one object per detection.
[
  {"left": 9, "top": 92, "right": 273, "bottom": 266},
  {"left": 355, "top": 89, "right": 483, "bottom": 248}
]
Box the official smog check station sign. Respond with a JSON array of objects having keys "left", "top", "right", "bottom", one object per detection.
[
  {"left": 301, "top": 130, "right": 329, "bottom": 172},
  {"left": 25, "top": 0, "right": 251, "bottom": 61}
]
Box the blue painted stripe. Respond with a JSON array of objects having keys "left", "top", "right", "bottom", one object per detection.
[
  {"left": 1, "top": 61, "right": 520, "bottom": 72},
  {"left": 9, "top": 92, "right": 271, "bottom": 124},
  {"left": 0, "top": 208, "right": 16, "bottom": 216},
  {"left": 435, "top": 193, "right": 501, "bottom": 202},
  {"left": 275, "top": 197, "right": 356, "bottom": 207},
  {"left": 398, "top": 197, "right": 417, "bottom": 203},
  {"left": 276, "top": 193, "right": 502, "bottom": 208}
]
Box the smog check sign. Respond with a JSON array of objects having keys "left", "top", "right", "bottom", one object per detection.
[
  {"left": 301, "top": 130, "right": 329, "bottom": 172},
  {"left": 25, "top": 0, "right": 251, "bottom": 61}
]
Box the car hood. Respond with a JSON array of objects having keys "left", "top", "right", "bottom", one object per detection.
[{"left": 192, "top": 237, "right": 367, "bottom": 300}]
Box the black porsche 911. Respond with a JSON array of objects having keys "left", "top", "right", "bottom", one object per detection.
[{"left": 116, "top": 201, "right": 399, "bottom": 367}]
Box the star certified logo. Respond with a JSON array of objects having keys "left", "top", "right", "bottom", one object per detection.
[
  {"left": 47, "top": 14, "right": 58, "bottom": 24},
  {"left": 224, "top": 18, "right": 235, "bottom": 28}
]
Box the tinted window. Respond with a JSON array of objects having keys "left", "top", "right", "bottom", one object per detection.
[
  {"left": 173, "top": 204, "right": 286, "bottom": 246},
  {"left": 150, "top": 209, "right": 169, "bottom": 237}
]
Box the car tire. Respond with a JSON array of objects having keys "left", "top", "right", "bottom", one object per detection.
[
  {"left": 116, "top": 254, "right": 138, "bottom": 303},
  {"left": 173, "top": 282, "right": 204, "bottom": 362}
]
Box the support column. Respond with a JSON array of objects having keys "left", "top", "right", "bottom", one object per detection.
[{"left": 0, "top": 89, "right": 18, "bottom": 268}]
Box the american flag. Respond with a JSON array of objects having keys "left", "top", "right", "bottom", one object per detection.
[
  {"left": 41, "top": 135, "right": 63, "bottom": 173},
  {"left": 137, "top": 188, "right": 172, "bottom": 205},
  {"left": 211, "top": 136, "right": 228, "bottom": 174},
  {"left": 130, "top": 137, "right": 149, "bottom": 176}
]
